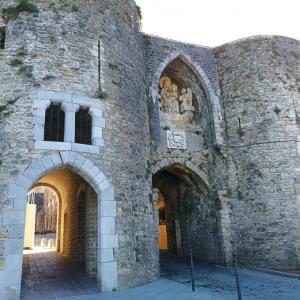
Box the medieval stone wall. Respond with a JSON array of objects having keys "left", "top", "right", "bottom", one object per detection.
[
  {"left": 0, "top": 0, "right": 155, "bottom": 297},
  {"left": 214, "top": 36, "right": 300, "bottom": 267},
  {"left": 1, "top": 0, "right": 300, "bottom": 298}
]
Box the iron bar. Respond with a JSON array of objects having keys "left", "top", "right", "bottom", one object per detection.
[
  {"left": 233, "top": 253, "right": 242, "bottom": 300},
  {"left": 190, "top": 248, "right": 195, "bottom": 292}
]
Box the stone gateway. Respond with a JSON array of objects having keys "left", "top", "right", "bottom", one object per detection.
[{"left": 0, "top": 1, "right": 300, "bottom": 299}]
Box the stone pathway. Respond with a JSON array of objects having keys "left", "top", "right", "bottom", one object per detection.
[
  {"left": 159, "top": 254, "right": 300, "bottom": 300},
  {"left": 21, "top": 252, "right": 300, "bottom": 300},
  {"left": 21, "top": 252, "right": 98, "bottom": 299}
]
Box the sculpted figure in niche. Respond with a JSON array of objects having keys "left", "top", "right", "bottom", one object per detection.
[
  {"left": 169, "top": 83, "right": 180, "bottom": 113},
  {"left": 159, "top": 76, "right": 172, "bottom": 113},
  {"left": 179, "top": 88, "right": 194, "bottom": 114},
  {"left": 158, "top": 75, "right": 197, "bottom": 127},
  {"left": 159, "top": 76, "right": 180, "bottom": 113}
]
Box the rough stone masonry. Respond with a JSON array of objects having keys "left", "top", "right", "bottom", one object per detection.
[{"left": 0, "top": 0, "right": 300, "bottom": 299}]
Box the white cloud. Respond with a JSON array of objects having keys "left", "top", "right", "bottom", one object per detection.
[{"left": 135, "top": 0, "right": 300, "bottom": 47}]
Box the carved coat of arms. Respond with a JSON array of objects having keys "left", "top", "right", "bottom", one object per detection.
[{"left": 167, "top": 129, "right": 187, "bottom": 149}]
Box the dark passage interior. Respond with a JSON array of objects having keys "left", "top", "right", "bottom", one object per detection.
[{"left": 153, "top": 163, "right": 221, "bottom": 263}]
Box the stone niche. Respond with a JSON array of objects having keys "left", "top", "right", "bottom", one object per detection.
[
  {"left": 158, "top": 57, "right": 209, "bottom": 150},
  {"left": 159, "top": 75, "right": 195, "bottom": 127}
]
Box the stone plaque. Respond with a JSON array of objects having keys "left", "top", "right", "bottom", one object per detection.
[{"left": 167, "top": 129, "right": 187, "bottom": 149}]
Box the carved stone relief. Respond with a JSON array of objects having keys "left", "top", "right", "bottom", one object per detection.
[
  {"left": 167, "top": 129, "right": 187, "bottom": 149},
  {"left": 159, "top": 76, "right": 195, "bottom": 127}
]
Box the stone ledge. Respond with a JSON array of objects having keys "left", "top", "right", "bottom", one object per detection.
[
  {"left": 38, "top": 90, "right": 102, "bottom": 109},
  {"left": 35, "top": 141, "right": 100, "bottom": 154}
]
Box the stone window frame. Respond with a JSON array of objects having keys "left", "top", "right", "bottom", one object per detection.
[{"left": 34, "top": 91, "right": 105, "bottom": 154}]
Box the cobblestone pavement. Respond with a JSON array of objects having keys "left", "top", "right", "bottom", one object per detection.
[
  {"left": 21, "top": 252, "right": 300, "bottom": 300},
  {"left": 21, "top": 252, "right": 98, "bottom": 300},
  {"left": 159, "top": 254, "right": 300, "bottom": 300}
]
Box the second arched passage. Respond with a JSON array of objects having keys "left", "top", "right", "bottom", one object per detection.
[{"left": 152, "top": 162, "right": 224, "bottom": 264}]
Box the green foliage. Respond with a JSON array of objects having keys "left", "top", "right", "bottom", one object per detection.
[
  {"left": 2, "top": 0, "right": 39, "bottom": 23},
  {"left": 71, "top": 5, "right": 80, "bottom": 12},
  {"left": 136, "top": 5, "right": 142, "bottom": 19},
  {"left": 236, "top": 127, "right": 245, "bottom": 138},
  {"left": 96, "top": 89, "right": 108, "bottom": 99},
  {"left": 144, "top": 160, "right": 152, "bottom": 179},
  {"left": 237, "top": 190, "right": 244, "bottom": 200},
  {"left": 108, "top": 63, "right": 118, "bottom": 71},
  {"left": 124, "top": 11, "right": 133, "bottom": 26},
  {"left": 147, "top": 99, "right": 153, "bottom": 116},
  {"left": 49, "top": 36, "right": 56, "bottom": 43},
  {"left": 162, "top": 44, "right": 170, "bottom": 50},
  {"left": 17, "top": 46, "right": 28, "bottom": 56},
  {"left": 8, "top": 58, "right": 23, "bottom": 66},
  {"left": 0, "top": 96, "right": 19, "bottom": 116}
]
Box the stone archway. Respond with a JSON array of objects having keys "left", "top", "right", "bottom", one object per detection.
[
  {"left": 2, "top": 151, "right": 117, "bottom": 300},
  {"left": 152, "top": 160, "right": 232, "bottom": 266},
  {"left": 153, "top": 162, "right": 212, "bottom": 258},
  {"left": 152, "top": 156, "right": 210, "bottom": 190}
]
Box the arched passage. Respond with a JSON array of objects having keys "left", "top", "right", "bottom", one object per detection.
[
  {"left": 3, "top": 152, "right": 117, "bottom": 299},
  {"left": 24, "top": 185, "right": 59, "bottom": 251},
  {"left": 153, "top": 163, "right": 223, "bottom": 264},
  {"left": 31, "top": 183, "right": 63, "bottom": 251}
]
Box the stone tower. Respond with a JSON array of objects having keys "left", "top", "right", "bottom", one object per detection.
[
  {"left": 214, "top": 36, "right": 300, "bottom": 267},
  {"left": 1, "top": 1, "right": 300, "bottom": 300},
  {"left": 0, "top": 1, "right": 154, "bottom": 299}
]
